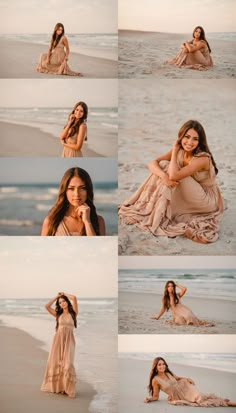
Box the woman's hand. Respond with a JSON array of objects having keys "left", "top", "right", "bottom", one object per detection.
[
  {"left": 69, "top": 113, "right": 75, "bottom": 124},
  {"left": 58, "top": 292, "right": 64, "bottom": 297},
  {"left": 144, "top": 397, "right": 151, "bottom": 403},
  {"left": 173, "top": 138, "right": 181, "bottom": 152},
  {"left": 161, "top": 174, "right": 179, "bottom": 188},
  {"left": 76, "top": 203, "right": 91, "bottom": 223}
]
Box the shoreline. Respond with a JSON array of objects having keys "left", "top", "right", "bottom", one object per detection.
[
  {"left": 0, "top": 39, "right": 117, "bottom": 78},
  {"left": 119, "top": 357, "right": 236, "bottom": 413},
  {"left": 0, "top": 120, "right": 105, "bottom": 157},
  {"left": 118, "top": 291, "right": 236, "bottom": 334},
  {"left": 0, "top": 323, "right": 96, "bottom": 413}
]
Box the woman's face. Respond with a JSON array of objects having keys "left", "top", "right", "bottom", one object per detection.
[
  {"left": 56, "top": 26, "right": 63, "bottom": 36},
  {"left": 59, "top": 298, "right": 68, "bottom": 309},
  {"left": 181, "top": 128, "right": 199, "bottom": 153},
  {"left": 156, "top": 359, "right": 167, "bottom": 374},
  {"left": 74, "top": 105, "right": 84, "bottom": 119},
  {"left": 167, "top": 283, "right": 174, "bottom": 293},
  {"left": 66, "top": 176, "right": 87, "bottom": 208},
  {"left": 194, "top": 28, "right": 201, "bottom": 39}
]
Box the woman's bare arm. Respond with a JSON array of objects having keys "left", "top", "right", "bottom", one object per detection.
[
  {"left": 61, "top": 293, "right": 78, "bottom": 315},
  {"left": 62, "top": 36, "right": 70, "bottom": 60},
  {"left": 45, "top": 295, "right": 59, "bottom": 317},
  {"left": 41, "top": 216, "right": 50, "bottom": 236},
  {"left": 144, "top": 379, "right": 160, "bottom": 403},
  {"left": 185, "top": 40, "right": 205, "bottom": 53},
  {"left": 151, "top": 297, "right": 166, "bottom": 320},
  {"left": 148, "top": 149, "right": 178, "bottom": 188},
  {"left": 62, "top": 123, "right": 87, "bottom": 150},
  {"left": 175, "top": 283, "right": 187, "bottom": 298}
]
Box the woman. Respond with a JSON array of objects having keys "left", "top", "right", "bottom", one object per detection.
[
  {"left": 144, "top": 357, "right": 236, "bottom": 406},
  {"left": 119, "top": 120, "right": 224, "bottom": 244},
  {"left": 41, "top": 292, "right": 78, "bottom": 398},
  {"left": 41, "top": 167, "right": 105, "bottom": 236},
  {"left": 61, "top": 102, "right": 88, "bottom": 158},
  {"left": 151, "top": 280, "right": 214, "bottom": 326},
  {"left": 36, "top": 23, "right": 82, "bottom": 76},
  {"left": 166, "top": 26, "right": 213, "bottom": 70}
]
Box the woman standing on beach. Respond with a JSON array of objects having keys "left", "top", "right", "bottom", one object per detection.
[
  {"left": 41, "top": 292, "right": 78, "bottom": 398},
  {"left": 41, "top": 167, "right": 105, "bottom": 236},
  {"left": 36, "top": 23, "right": 83, "bottom": 76},
  {"left": 119, "top": 120, "right": 224, "bottom": 244},
  {"left": 61, "top": 102, "right": 88, "bottom": 157},
  {"left": 144, "top": 357, "right": 236, "bottom": 406},
  {"left": 166, "top": 26, "right": 213, "bottom": 70},
  {"left": 151, "top": 280, "right": 214, "bottom": 326}
]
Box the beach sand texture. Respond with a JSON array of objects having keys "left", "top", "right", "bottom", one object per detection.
[
  {"left": 119, "top": 31, "right": 236, "bottom": 78},
  {"left": 1, "top": 39, "right": 117, "bottom": 79},
  {"left": 119, "top": 292, "right": 236, "bottom": 334},
  {"left": 119, "top": 358, "right": 236, "bottom": 413},
  {"left": 118, "top": 79, "right": 236, "bottom": 255},
  {"left": 0, "top": 121, "right": 115, "bottom": 157},
  {"left": 0, "top": 324, "right": 95, "bottom": 413}
]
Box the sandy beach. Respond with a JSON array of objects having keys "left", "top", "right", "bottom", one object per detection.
[
  {"left": 0, "top": 324, "right": 95, "bottom": 413},
  {"left": 0, "top": 39, "right": 117, "bottom": 79},
  {"left": 119, "top": 291, "right": 236, "bottom": 334},
  {"left": 0, "top": 121, "right": 114, "bottom": 157},
  {"left": 119, "top": 357, "right": 236, "bottom": 413},
  {"left": 118, "top": 79, "right": 236, "bottom": 255},
  {"left": 119, "top": 31, "right": 236, "bottom": 78}
]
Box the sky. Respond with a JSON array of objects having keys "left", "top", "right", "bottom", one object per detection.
[
  {"left": 0, "top": 0, "right": 117, "bottom": 33},
  {"left": 0, "top": 237, "right": 117, "bottom": 298},
  {"left": 119, "top": 0, "right": 236, "bottom": 33},
  {"left": 119, "top": 335, "right": 236, "bottom": 353},
  {"left": 0, "top": 79, "right": 118, "bottom": 108},
  {"left": 119, "top": 256, "right": 236, "bottom": 269},
  {"left": 0, "top": 158, "right": 117, "bottom": 184}
]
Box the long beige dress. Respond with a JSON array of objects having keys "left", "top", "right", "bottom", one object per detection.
[
  {"left": 55, "top": 220, "right": 86, "bottom": 236},
  {"left": 61, "top": 132, "right": 84, "bottom": 158},
  {"left": 36, "top": 36, "right": 81, "bottom": 76},
  {"left": 155, "top": 373, "right": 229, "bottom": 406},
  {"left": 119, "top": 150, "right": 224, "bottom": 243},
  {"left": 164, "top": 298, "right": 214, "bottom": 326},
  {"left": 166, "top": 41, "right": 213, "bottom": 70},
  {"left": 41, "top": 314, "right": 76, "bottom": 396}
]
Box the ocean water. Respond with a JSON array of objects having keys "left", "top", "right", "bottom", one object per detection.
[
  {"left": 119, "top": 352, "right": 236, "bottom": 374},
  {"left": 0, "top": 297, "right": 118, "bottom": 413},
  {"left": 119, "top": 269, "right": 236, "bottom": 301},
  {"left": 0, "top": 182, "right": 118, "bottom": 235},
  {"left": 0, "top": 33, "right": 118, "bottom": 61},
  {"left": 0, "top": 107, "right": 118, "bottom": 153}
]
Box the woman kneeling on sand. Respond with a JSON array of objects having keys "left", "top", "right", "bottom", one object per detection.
[
  {"left": 41, "top": 167, "right": 105, "bottom": 236},
  {"left": 144, "top": 357, "right": 236, "bottom": 406},
  {"left": 36, "top": 23, "right": 83, "bottom": 76},
  {"left": 61, "top": 102, "right": 88, "bottom": 158},
  {"left": 119, "top": 119, "right": 224, "bottom": 244},
  {"left": 166, "top": 26, "right": 213, "bottom": 70},
  {"left": 151, "top": 280, "right": 214, "bottom": 326}
]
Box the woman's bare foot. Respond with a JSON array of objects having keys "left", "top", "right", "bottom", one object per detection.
[
  {"left": 184, "top": 229, "right": 208, "bottom": 244},
  {"left": 68, "top": 393, "right": 75, "bottom": 398}
]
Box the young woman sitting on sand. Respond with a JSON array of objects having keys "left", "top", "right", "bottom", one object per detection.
[
  {"left": 41, "top": 292, "right": 78, "bottom": 398},
  {"left": 41, "top": 167, "right": 105, "bottom": 236},
  {"left": 118, "top": 119, "right": 224, "bottom": 244},
  {"left": 151, "top": 280, "right": 214, "bottom": 326},
  {"left": 166, "top": 26, "right": 213, "bottom": 70},
  {"left": 61, "top": 102, "right": 88, "bottom": 158},
  {"left": 36, "top": 23, "right": 83, "bottom": 76},
  {"left": 144, "top": 357, "right": 236, "bottom": 407}
]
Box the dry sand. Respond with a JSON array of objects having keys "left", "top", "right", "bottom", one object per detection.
[
  {"left": 0, "top": 39, "right": 117, "bottom": 78},
  {"left": 0, "top": 324, "right": 95, "bottom": 413},
  {"left": 0, "top": 121, "right": 109, "bottom": 157},
  {"left": 119, "top": 357, "right": 236, "bottom": 413},
  {"left": 119, "top": 291, "right": 236, "bottom": 334},
  {"left": 119, "top": 31, "right": 236, "bottom": 78},
  {"left": 118, "top": 79, "right": 236, "bottom": 255}
]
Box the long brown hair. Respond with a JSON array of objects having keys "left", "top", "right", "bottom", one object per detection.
[
  {"left": 55, "top": 294, "right": 77, "bottom": 331},
  {"left": 49, "top": 23, "right": 65, "bottom": 51},
  {"left": 148, "top": 357, "right": 174, "bottom": 396},
  {"left": 46, "top": 167, "right": 100, "bottom": 235},
  {"left": 163, "top": 280, "right": 179, "bottom": 311},
  {"left": 192, "top": 25, "right": 211, "bottom": 53},
  {"left": 66, "top": 101, "right": 88, "bottom": 140},
  {"left": 178, "top": 120, "right": 218, "bottom": 174}
]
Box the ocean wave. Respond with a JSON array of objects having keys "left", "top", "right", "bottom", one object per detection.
[
  {"left": 80, "top": 300, "right": 115, "bottom": 306},
  {"left": 101, "top": 122, "right": 118, "bottom": 129},
  {"left": 36, "top": 204, "right": 51, "bottom": 211},
  {"left": 0, "top": 219, "right": 34, "bottom": 226},
  {"left": 0, "top": 193, "right": 54, "bottom": 201},
  {"left": 0, "top": 187, "right": 19, "bottom": 193}
]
